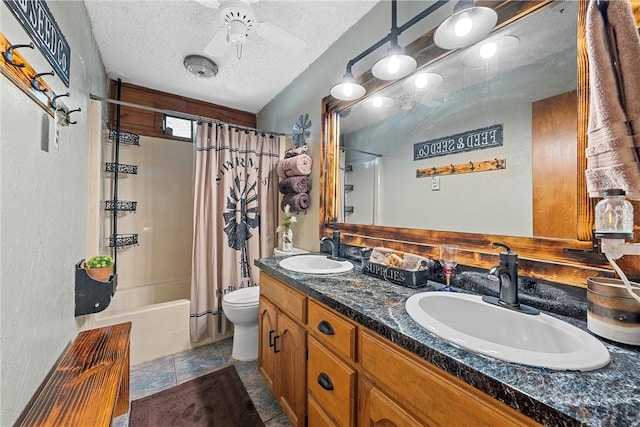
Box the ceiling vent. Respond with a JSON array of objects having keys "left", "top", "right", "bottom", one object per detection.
[{"left": 184, "top": 55, "right": 218, "bottom": 78}]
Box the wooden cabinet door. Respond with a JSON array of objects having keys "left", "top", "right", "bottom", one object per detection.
[
  {"left": 258, "top": 298, "right": 278, "bottom": 391},
  {"left": 359, "top": 378, "right": 424, "bottom": 427},
  {"left": 277, "top": 311, "right": 307, "bottom": 427}
]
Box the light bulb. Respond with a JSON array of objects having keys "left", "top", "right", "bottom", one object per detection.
[
  {"left": 343, "top": 83, "right": 354, "bottom": 97},
  {"left": 414, "top": 73, "right": 428, "bottom": 89},
  {"left": 372, "top": 96, "right": 383, "bottom": 108},
  {"left": 454, "top": 12, "right": 473, "bottom": 37},
  {"left": 386, "top": 55, "right": 400, "bottom": 75},
  {"left": 480, "top": 41, "right": 497, "bottom": 59}
]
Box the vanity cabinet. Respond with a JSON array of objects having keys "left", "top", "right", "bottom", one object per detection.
[
  {"left": 259, "top": 274, "right": 307, "bottom": 427},
  {"left": 359, "top": 330, "right": 540, "bottom": 426},
  {"left": 307, "top": 299, "right": 358, "bottom": 426},
  {"left": 259, "top": 272, "right": 540, "bottom": 427}
]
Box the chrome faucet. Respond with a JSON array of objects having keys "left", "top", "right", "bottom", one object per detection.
[
  {"left": 482, "top": 242, "right": 539, "bottom": 315},
  {"left": 320, "top": 224, "right": 343, "bottom": 260}
]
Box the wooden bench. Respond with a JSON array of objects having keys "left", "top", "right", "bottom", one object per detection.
[{"left": 18, "top": 322, "right": 131, "bottom": 426}]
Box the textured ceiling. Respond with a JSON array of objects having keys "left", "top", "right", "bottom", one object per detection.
[{"left": 83, "top": 0, "right": 380, "bottom": 114}]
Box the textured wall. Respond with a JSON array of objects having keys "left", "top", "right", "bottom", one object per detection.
[{"left": 0, "top": 1, "right": 107, "bottom": 424}]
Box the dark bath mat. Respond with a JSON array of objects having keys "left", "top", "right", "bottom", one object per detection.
[{"left": 129, "top": 365, "right": 264, "bottom": 427}]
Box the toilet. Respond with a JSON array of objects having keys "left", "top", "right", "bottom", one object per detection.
[{"left": 222, "top": 286, "right": 260, "bottom": 361}]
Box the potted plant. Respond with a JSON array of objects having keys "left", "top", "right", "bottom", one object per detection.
[
  {"left": 85, "top": 255, "right": 114, "bottom": 282},
  {"left": 276, "top": 204, "right": 297, "bottom": 252}
]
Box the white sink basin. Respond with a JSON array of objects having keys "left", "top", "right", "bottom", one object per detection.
[
  {"left": 405, "top": 292, "right": 610, "bottom": 371},
  {"left": 279, "top": 254, "right": 353, "bottom": 274}
]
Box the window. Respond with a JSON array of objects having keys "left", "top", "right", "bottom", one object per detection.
[{"left": 163, "top": 115, "right": 193, "bottom": 140}]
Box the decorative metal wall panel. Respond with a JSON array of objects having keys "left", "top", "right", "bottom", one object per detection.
[
  {"left": 104, "top": 200, "right": 137, "bottom": 212},
  {"left": 108, "top": 129, "right": 140, "bottom": 146},
  {"left": 108, "top": 233, "right": 139, "bottom": 248},
  {"left": 105, "top": 162, "right": 138, "bottom": 174}
]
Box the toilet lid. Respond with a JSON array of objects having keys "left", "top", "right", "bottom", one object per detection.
[{"left": 223, "top": 286, "right": 260, "bottom": 306}]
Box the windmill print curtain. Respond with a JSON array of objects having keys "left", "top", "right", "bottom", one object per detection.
[{"left": 190, "top": 122, "right": 280, "bottom": 342}]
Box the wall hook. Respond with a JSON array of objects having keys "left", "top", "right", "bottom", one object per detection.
[
  {"left": 2, "top": 42, "right": 34, "bottom": 68},
  {"left": 67, "top": 108, "right": 81, "bottom": 125},
  {"left": 50, "top": 92, "right": 70, "bottom": 110},
  {"left": 31, "top": 71, "right": 55, "bottom": 92},
  {"left": 469, "top": 161, "right": 475, "bottom": 171},
  {"left": 450, "top": 164, "right": 456, "bottom": 173}
]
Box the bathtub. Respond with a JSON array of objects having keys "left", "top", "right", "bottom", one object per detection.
[{"left": 83, "top": 278, "right": 222, "bottom": 365}]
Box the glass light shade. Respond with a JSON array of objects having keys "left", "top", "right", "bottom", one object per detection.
[
  {"left": 595, "top": 189, "right": 634, "bottom": 239},
  {"left": 434, "top": 5, "right": 497, "bottom": 49},
  {"left": 372, "top": 49, "right": 417, "bottom": 80},
  {"left": 330, "top": 78, "right": 366, "bottom": 101}
]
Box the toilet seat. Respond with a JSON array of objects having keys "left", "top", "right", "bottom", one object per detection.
[{"left": 223, "top": 286, "right": 260, "bottom": 307}]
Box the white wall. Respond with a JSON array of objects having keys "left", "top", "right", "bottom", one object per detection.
[
  {"left": 101, "top": 135, "right": 194, "bottom": 312},
  {"left": 0, "top": 2, "right": 107, "bottom": 423},
  {"left": 257, "top": 1, "right": 467, "bottom": 251}
]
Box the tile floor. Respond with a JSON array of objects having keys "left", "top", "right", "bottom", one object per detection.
[{"left": 113, "top": 338, "right": 293, "bottom": 426}]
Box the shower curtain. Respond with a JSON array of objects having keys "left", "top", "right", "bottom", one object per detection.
[{"left": 190, "top": 123, "right": 280, "bottom": 342}]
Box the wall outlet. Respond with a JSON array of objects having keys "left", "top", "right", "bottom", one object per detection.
[{"left": 431, "top": 176, "right": 440, "bottom": 191}]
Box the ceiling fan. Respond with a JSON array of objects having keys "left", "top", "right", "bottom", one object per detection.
[{"left": 196, "top": 0, "right": 306, "bottom": 59}]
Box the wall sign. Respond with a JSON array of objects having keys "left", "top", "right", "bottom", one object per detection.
[
  {"left": 413, "top": 124, "right": 503, "bottom": 161},
  {"left": 4, "top": 0, "right": 71, "bottom": 87}
]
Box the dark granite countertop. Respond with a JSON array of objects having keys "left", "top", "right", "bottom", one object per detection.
[{"left": 255, "top": 254, "right": 640, "bottom": 427}]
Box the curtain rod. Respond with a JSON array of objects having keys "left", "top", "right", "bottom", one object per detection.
[
  {"left": 340, "top": 146, "right": 382, "bottom": 158},
  {"left": 89, "top": 94, "right": 286, "bottom": 137}
]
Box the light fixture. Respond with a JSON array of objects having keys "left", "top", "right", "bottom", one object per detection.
[
  {"left": 480, "top": 41, "right": 497, "bottom": 59},
  {"left": 366, "top": 96, "right": 394, "bottom": 109},
  {"left": 184, "top": 55, "right": 218, "bottom": 78},
  {"left": 329, "top": 0, "right": 449, "bottom": 101},
  {"left": 330, "top": 68, "right": 366, "bottom": 101},
  {"left": 461, "top": 36, "right": 520, "bottom": 67},
  {"left": 372, "top": 1, "right": 417, "bottom": 81},
  {"left": 404, "top": 72, "right": 443, "bottom": 91},
  {"left": 434, "top": 0, "right": 498, "bottom": 50},
  {"left": 372, "top": 45, "right": 417, "bottom": 81}
]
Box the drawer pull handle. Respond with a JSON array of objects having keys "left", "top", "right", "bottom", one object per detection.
[
  {"left": 269, "top": 330, "right": 276, "bottom": 347},
  {"left": 273, "top": 335, "right": 281, "bottom": 354},
  {"left": 318, "top": 320, "right": 335, "bottom": 335},
  {"left": 317, "top": 372, "right": 334, "bottom": 391}
]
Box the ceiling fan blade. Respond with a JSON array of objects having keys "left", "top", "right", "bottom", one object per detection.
[
  {"left": 193, "top": 0, "right": 221, "bottom": 8},
  {"left": 204, "top": 28, "right": 230, "bottom": 57},
  {"left": 256, "top": 21, "right": 306, "bottom": 51}
]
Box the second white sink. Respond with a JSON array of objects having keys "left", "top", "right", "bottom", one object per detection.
[
  {"left": 279, "top": 254, "right": 353, "bottom": 274},
  {"left": 405, "top": 292, "right": 610, "bottom": 371}
]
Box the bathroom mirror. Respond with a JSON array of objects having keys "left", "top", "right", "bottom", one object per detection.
[
  {"left": 337, "top": 1, "right": 577, "bottom": 238},
  {"left": 320, "top": 0, "right": 616, "bottom": 287}
]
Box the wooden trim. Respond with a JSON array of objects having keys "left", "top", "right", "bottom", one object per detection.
[
  {"left": 107, "top": 80, "right": 256, "bottom": 140},
  {"left": 319, "top": 0, "right": 640, "bottom": 286}
]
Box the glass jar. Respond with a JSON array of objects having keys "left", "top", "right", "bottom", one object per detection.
[{"left": 594, "top": 189, "right": 634, "bottom": 239}]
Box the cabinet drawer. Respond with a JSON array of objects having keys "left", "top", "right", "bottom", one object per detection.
[
  {"left": 308, "top": 299, "right": 357, "bottom": 362},
  {"left": 259, "top": 272, "right": 306, "bottom": 323},
  {"left": 308, "top": 394, "right": 338, "bottom": 427},
  {"left": 308, "top": 336, "right": 356, "bottom": 427},
  {"left": 359, "top": 330, "right": 539, "bottom": 427}
]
